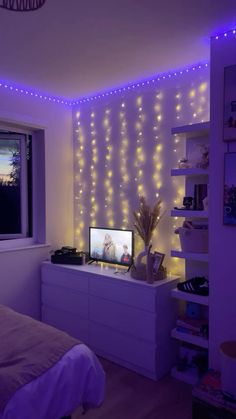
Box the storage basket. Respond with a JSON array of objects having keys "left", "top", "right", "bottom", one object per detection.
[
  {"left": 130, "top": 263, "right": 167, "bottom": 282},
  {"left": 178, "top": 227, "right": 208, "bottom": 253}
]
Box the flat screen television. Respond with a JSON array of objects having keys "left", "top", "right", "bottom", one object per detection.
[{"left": 89, "top": 227, "right": 134, "bottom": 267}]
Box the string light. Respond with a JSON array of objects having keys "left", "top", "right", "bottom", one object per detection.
[
  {"left": 103, "top": 108, "right": 114, "bottom": 227},
  {"left": 119, "top": 102, "right": 130, "bottom": 229},
  {"left": 90, "top": 111, "right": 98, "bottom": 227},
  {"left": 72, "top": 65, "right": 209, "bottom": 262},
  {"left": 175, "top": 90, "right": 182, "bottom": 122},
  {"left": 134, "top": 96, "right": 146, "bottom": 198},
  {"left": 74, "top": 111, "right": 86, "bottom": 249},
  {"left": 153, "top": 90, "right": 163, "bottom": 197}
]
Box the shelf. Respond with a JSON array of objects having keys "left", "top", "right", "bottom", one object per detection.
[
  {"left": 171, "top": 168, "right": 209, "bottom": 177},
  {"left": 171, "top": 122, "right": 210, "bottom": 138},
  {"left": 171, "top": 250, "right": 209, "bottom": 262},
  {"left": 170, "top": 121, "right": 210, "bottom": 373},
  {"left": 223, "top": 127, "right": 236, "bottom": 142},
  {"left": 171, "top": 210, "right": 208, "bottom": 218},
  {"left": 171, "top": 328, "right": 209, "bottom": 349},
  {"left": 171, "top": 288, "right": 209, "bottom": 306},
  {"left": 171, "top": 366, "right": 199, "bottom": 385}
]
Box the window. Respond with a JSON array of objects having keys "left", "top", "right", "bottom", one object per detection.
[
  {"left": 0, "top": 130, "right": 33, "bottom": 240},
  {"left": 0, "top": 121, "right": 46, "bottom": 248}
]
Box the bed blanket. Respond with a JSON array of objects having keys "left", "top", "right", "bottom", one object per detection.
[{"left": 0, "top": 304, "right": 80, "bottom": 412}]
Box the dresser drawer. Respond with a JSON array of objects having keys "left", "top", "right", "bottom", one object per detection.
[
  {"left": 89, "top": 276, "right": 156, "bottom": 312},
  {"left": 42, "top": 305, "right": 89, "bottom": 344},
  {"left": 42, "top": 283, "right": 88, "bottom": 318},
  {"left": 89, "top": 322, "right": 156, "bottom": 372},
  {"left": 89, "top": 295, "right": 156, "bottom": 342},
  {"left": 41, "top": 264, "right": 89, "bottom": 293}
]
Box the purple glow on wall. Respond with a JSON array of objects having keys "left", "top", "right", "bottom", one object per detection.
[{"left": 0, "top": 26, "right": 235, "bottom": 107}]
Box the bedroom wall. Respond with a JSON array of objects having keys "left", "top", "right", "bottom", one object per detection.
[
  {"left": 72, "top": 66, "right": 210, "bottom": 275},
  {"left": 0, "top": 89, "right": 73, "bottom": 319},
  {"left": 209, "top": 34, "right": 236, "bottom": 368}
]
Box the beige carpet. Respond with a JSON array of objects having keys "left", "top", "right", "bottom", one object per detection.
[{"left": 73, "top": 357, "right": 192, "bottom": 419}]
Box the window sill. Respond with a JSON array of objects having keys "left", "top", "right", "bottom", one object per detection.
[{"left": 0, "top": 243, "right": 51, "bottom": 254}]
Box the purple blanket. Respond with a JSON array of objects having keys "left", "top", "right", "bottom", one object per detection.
[{"left": 0, "top": 305, "right": 80, "bottom": 412}]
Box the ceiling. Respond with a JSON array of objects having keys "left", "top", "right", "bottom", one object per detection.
[{"left": 0, "top": 0, "right": 235, "bottom": 99}]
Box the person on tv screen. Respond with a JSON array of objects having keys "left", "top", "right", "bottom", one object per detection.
[
  {"left": 120, "top": 244, "right": 132, "bottom": 265},
  {"left": 102, "top": 233, "right": 116, "bottom": 261}
]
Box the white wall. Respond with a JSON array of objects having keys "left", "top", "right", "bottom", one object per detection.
[
  {"left": 0, "top": 89, "right": 73, "bottom": 319},
  {"left": 73, "top": 68, "right": 210, "bottom": 275},
  {"left": 209, "top": 36, "right": 236, "bottom": 368}
]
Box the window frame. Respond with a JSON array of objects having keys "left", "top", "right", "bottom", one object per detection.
[
  {"left": 0, "top": 132, "right": 29, "bottom": 240},
  {"left": 0, "top": 121, "right": 45, "bottom": 249}
]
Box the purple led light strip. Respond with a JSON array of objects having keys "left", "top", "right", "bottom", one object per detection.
[
  {"left": 213, "top": 28, "right": 236, "bottom": 40},
  {"left": 0, "top": 81, "right": 72, "bottom": 106},
  {"left": 0, "top": 27, "right": 235, "bottom": 107},
  {"left": 71, "top": 62, "right": 209, "bottom": 105},
  {"left": 0, "top": 62, "right": 209, "bottom": 107}
]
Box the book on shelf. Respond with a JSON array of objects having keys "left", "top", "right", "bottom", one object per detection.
[
  {"left": 177, "top": 316, "right": 208, "bottom": 330},
  {"left": 176, "top": 326, "right": 199, "bottom": 336},
  {"left": 176, "top": 316, "right": 208, "bottom": 338}
]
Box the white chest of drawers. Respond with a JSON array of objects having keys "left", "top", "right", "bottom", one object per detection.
[{"left": 41, "top": 262, "right": 178, "bottom": 380}]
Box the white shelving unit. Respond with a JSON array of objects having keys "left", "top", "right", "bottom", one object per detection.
[
  {"left": 171, "top": 250, "right": 209, "bottom": 262},
  {"left": 171, "top": 328, "right": 209, "bottom": 349},
  {"left": 171, "top": 288, "right": 209, "bottom": 306},
  {"left": 171, "top": 209, "right": 208, "bottom": 218},
  {"left": 171, "top": 122, "right": 209, "bottom": 137},
  {"left": 170, "top": 122, "right": 210, "bottom": 384},
  {"left": 171, "top": 366, "right": 199, "bottom": 386},
  {"left": 171, "top": 168, "right": 209, "bottom": 177}
]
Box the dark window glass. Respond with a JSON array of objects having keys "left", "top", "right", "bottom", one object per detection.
[
  {"left": 0, "top": 138, "right": 21, "bottom": 234},
  {"left": 0, "top": 132, "right": 32, "bottom": 239}
]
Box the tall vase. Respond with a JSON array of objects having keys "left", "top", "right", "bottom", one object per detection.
[
  {"left": 135, "top": 244, "right": 154, "bottom": 283},
  {"left": 135, "top": 245, "right": 149, "bottom": 267},
  {"left": 146, "top": 246, "right": 154, "bottom": 284}
]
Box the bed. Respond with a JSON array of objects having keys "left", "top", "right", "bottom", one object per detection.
[{"left": 0, "top": 305, "right": 105, "bottom": 419}]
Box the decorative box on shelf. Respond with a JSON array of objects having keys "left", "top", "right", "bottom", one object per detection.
[{"left": 178, "top": 227, "right": 208, "bottom": 253}]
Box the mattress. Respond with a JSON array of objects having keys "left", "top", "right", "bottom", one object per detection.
[{"left": 0, "top": 343, "right": 105, "bottom": 419}]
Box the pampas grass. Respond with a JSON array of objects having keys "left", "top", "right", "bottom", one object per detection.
[{"left": 133, "top": 196, "right": 163, "bottom": 247}]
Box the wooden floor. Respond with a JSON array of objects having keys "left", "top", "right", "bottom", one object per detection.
[{"left": 72, "top": 357, "right": 193, "bottom": 419}]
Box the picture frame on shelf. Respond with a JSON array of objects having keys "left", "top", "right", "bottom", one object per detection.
[
  {"left": 152, "top": 251, "right": 165, "bottom": 273},
  {"left": 223, "top": 152, "right": 236, "bottom": 225},
  {"left": 223, "top": 65, "right": 236, "bottom": 142}
]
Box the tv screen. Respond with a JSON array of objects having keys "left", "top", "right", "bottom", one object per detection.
[{"left": 89, "top": 227, "right": 134, "bottom": 267}]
